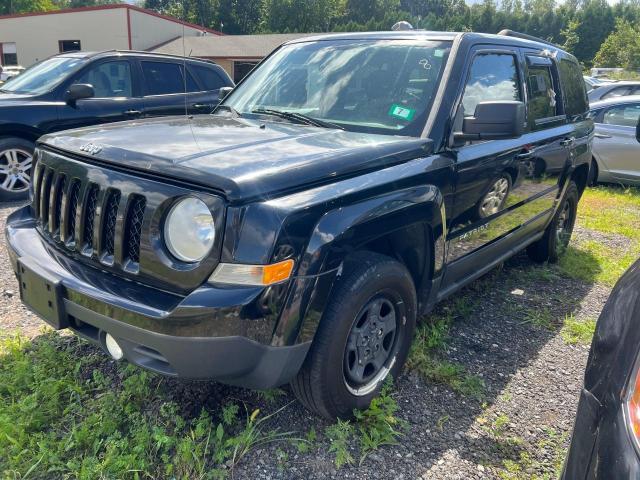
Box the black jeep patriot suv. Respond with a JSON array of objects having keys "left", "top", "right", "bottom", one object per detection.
[{"left": 6, "top": 29, "right": 592, "bottom": 418}]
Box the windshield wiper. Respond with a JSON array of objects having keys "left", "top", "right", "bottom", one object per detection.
[
  {"left": 252, "top": 108, "right": 344, "bottom": 130},
  {"left": 214, "top": 104, "right": 243, "bottom": 117}
]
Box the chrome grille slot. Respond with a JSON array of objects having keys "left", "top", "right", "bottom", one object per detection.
[
  {"left": 51, "top": 174, "right": 67, "bottom": 237},
  {"left": 83, "top": 184, "right": 99, "bottom": 253},
  {"left": 66, "top": 180, "right": 81, "bottom": 246},
  {"left": 39, "top": 169, "right": 53, "bottom": 228},
  {"left": 101, "top": 189, "right": 121, "bottom": 259},
  {"left": 124, "top": 195, "right": 146, "bottom": 264}
]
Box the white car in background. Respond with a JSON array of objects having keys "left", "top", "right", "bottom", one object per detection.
[
  {"left": 0, "top": 65, "right": 25, "bottom": 83},
  {"left": 589, "top": 95, "right": 640, "bottom": 186}
]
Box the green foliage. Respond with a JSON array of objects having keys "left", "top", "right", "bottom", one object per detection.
[
  {"left": 594, "top": 19, "right": 640, "bottom": 69},
  {"left": 325, "top": 419, "right": 355, "bottom": 468},
  {"left": 561, "top": 315, "right": 596, "bottom": 345},
  {"left": 416, "top": 357, "right": 486, "bottom": 399},
  {"left": 0, "top": 334, "right": 297, "bottom": 479}
]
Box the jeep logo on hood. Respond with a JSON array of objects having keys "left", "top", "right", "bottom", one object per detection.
[{"left": 79, "top": 143, "right": 102, "bottom": 155}]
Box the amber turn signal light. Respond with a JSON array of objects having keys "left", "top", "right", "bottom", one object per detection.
[{"left": 209, "top": 259, "right": 295, "bottom": 286}]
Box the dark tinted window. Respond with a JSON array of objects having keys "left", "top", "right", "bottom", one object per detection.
[
  {"left": 59, "top": 40, "right": 81, "bottom": 52},
  {"left": 526, "top": 61, "right": 558, "bottom": 129},
  {"left": 461, "top": 53, "right": 520, "bottom": 116},
  {"left": 603, "top": 104, "right": 640, "bottom": 127},
  {"left": 77, "top": 61, "right": 132, "bottom": 98},
  {"left": 141, "top": 61, "right": 198, "bottom": 95},
  {"left": 191, "top": 64, "right": 226, "bottom": 91},
  {"left": 559, "top": 59, "right": 588, "bottom": 117}
]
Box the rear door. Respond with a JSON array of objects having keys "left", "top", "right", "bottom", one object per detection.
[
  {"left": 594, "top": 102, "right": 640, "bottom": 183},
  {"left": 56, "top": 58, "right": 144, "bottom": 131},
  {"left": 139, "top": 60, "right": 201, "bottom": 117}
]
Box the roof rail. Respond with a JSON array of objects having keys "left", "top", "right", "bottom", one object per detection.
[{"left": 497, "top": 29, "right": 558, "bottom": 48}]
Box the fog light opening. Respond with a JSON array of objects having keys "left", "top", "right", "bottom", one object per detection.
[{"left": 105, "top": 333, "right": 124, "bottom": 361}]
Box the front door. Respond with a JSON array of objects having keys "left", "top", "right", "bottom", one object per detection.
[
  {"left": 594, "top": 102, "right": 640, "bottom": 183},
  {"left": 442, "top": 47, "right": 572, "bottom": 291},
  {"left": 56, "top": 59, "right": 144, "bottom": 132}
]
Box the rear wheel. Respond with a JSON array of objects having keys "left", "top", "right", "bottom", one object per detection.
[
  {"left": 527, "top": 181, "right": 578, "bottom": 263},
  {"left": 0, "top": 137, "right": 34, "bottom": 202},
  {"left": 477, "top": 174, "right": 511, "bottom": 218},
  {"left": 291, "top": 252, "right": 417, "bottom": 419}
]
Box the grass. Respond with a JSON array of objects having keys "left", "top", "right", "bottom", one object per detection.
[{"left": 561, "top": 314, "right": 597, "bottom": 345}]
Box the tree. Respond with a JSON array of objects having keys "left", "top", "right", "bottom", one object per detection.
[{"left": 593, "top": 19, "right": 640, "bottom": 69}]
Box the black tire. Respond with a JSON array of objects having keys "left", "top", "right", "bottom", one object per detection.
[
  {"left": 291, "top": 252, "right": 417, "bottom": 419},
  {"left": 476, "top": 173, "right": 512, "bottom": 219},
  {"left": 587, "top": 158, "right": 598, "bottom": 186},
  {"left": 527, "top": 181, "right": 579, "bottom": 263},
  {"left": 0, "top": 137, "right": 35, "bottom": 202}
]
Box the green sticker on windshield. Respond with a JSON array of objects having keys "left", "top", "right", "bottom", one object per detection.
[{"left": 388, "top": 104, "right": 415, "bottom": 121}]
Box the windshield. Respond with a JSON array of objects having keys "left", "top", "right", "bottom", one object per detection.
[
  {"left": 1, "top": 56, "right": 87, "bottom": 95},
  {"left": 222, "top": 39, "right": 452, "bottom": 136}
]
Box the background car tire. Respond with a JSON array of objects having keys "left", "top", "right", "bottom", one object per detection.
[
  {"left": 291, "top": 251, "right": 417, "bottom": 419},
  {"left": 587, "top": 159, "right": 598, "bottom": 186},
  {"left": 527, "top": 181, "right": 579, "bottom": 263},
  {"left": 0, "top": 137, "right": 35, "bottom": 202}
]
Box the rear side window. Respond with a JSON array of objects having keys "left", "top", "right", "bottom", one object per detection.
[
  {"left": 190, "top": 64, "right": 227, "bottom": 91},
  {"left": 603, "top": 104, "right": 640, "bottom": 127},
  {"left": 526, "top": 56, "right": 559, "bottom": 129},
  {"left": 559, "top": 59, "right": 588, "bottom": 117},
  {"left": 461, "top": 53, "right": 521, "bottom": 117},
  {"left": 602, "top": 86, "right": 632, "bottom": 100},
  {"left": 141, "top": 61, "right": 199, "bottom": 95}
]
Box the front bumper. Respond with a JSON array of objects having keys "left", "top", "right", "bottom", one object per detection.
[{"left": 5, "top": 206, "right": 311, "bottom": 389}]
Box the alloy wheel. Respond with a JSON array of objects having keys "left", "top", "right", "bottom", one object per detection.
[{"left": 0, "top": 148, "right": 32, "bottom": 193}]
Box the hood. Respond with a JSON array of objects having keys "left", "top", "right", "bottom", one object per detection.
[{"left": 40, "top": 115, "right": 433, "bottom": 203}]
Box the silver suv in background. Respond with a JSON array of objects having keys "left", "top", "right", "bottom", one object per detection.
[
  {"left": 589, "top": 95, "right": 640, "bottom": 186},
  {"left": 588, "top": 81, "right": 640, "bottom": 102}
]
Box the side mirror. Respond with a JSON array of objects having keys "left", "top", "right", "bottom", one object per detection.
[
  {"left": 65, "top": 84, "right": 94, "bottom": 105},
  {"left": 218, "top": 86, "right": 233, "bottom": 100},
  {"left": 454, "top": 101, "right": 525, "bottom": 142}
]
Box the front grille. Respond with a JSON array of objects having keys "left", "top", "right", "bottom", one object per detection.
[
  {"left": 30, "top": 148, "right": 222, "bottom": 293},
  {"left": 33, "top": 165, "right": 145, "bottom": 269}
]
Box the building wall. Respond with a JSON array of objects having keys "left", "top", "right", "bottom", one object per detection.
[
  {"left": 211, "top": 58, "right": 234, "bottom": 77},
  {"left": 0, "top": 8, "right": 129, "bottom": 66},
  {"left": 129, "top": 9, "right": 206, "bottom": 51}
]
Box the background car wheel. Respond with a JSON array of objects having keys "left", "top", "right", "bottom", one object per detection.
[
  {"left": 477, "top": 174, "right": 512, "bottom": 218},
  {"left": 291, "top": 251, "right": 417, "bottom": 419},
  {"left": 0, "top": 137, "right": 34, "bottom": 202},
  {"left": 587, "top": 159, "right": 599, "bottom": 186},
  {"left": 527, "top": 181, "right": 579, "bottom": 263}
]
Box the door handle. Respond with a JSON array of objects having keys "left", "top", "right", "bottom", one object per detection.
[
  {"left": 560, "top": 138, "right": 575, "bottom": 147},
  {"left": 516, "top": 151, "right": 533, "bottom": 160},
  {"left": 594, "top": 133, "right": 612, "bottom": 139},
  {"left": 123, "top": 109, "right": 142, "bottom": 116},
  {"left": 192, "top": 104, "right": 213, "bottom": 110}
]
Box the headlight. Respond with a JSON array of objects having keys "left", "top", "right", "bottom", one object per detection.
[{"left": 164, "top": 197, "right": 215, "bottom": 262}]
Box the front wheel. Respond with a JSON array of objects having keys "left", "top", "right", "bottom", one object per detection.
[
  {"left": 291, "top": 252, "right": 417, "bottom": 419},
  {"left": 0, "top": 137, "right": 35, "bottom": 202},
  {"left": 527, "top": 181, "right": 579, "bottom": 263}
]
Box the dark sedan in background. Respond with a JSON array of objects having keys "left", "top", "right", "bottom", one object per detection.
[
  {"left": 0, "top": 50, "right": 233, "bottom": 201},
  {"left": 562, "top": 125, "right": 640, "bottom": 479}
]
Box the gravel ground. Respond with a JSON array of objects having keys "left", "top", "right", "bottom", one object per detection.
[{"left": 0, "top": 201, "right": 611, "bottom": 479}]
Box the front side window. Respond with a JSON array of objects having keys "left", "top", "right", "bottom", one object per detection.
[
  {"left": 76, "top": 61, "right": 132, "bottom": 98},
  {"left": 0, "top": 56, "right": 86, "bottom": 95},
  {"left": 526, "top": 60, "right": 558, "bottom": 129},
  {"left": 141, "top": 61, "right": 198, "bottom": 95},
  {"left": 461, "top": 53, "right": 520, "bottom": 117},
  {"left": 603, "top": 104, "right": 640, "bottom": 127},
  {"left": 223, "top": 39, "right": 452, "bottom": 136},
  {"left": 190, "top": 64, "right": 226, "bottom": 91}
]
